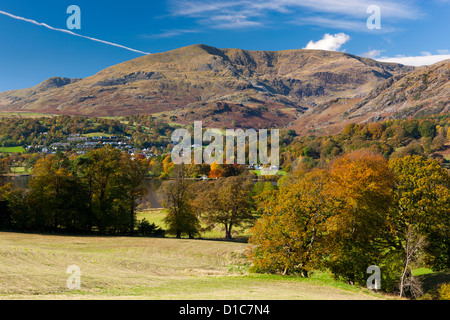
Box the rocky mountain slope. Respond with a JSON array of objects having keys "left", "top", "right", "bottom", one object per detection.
[
  {"left": 348, "top": 59, "right": 450, "bottom": 120},
  {"left": 290, "top": 59, "right": 449, "bottom": 135},
  {"left": 0, "top": 44, "right": 432, "bottom": 132}
]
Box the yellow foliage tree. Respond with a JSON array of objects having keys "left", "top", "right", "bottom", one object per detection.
[
  {"left": 161, "top": 155, "right": 174, "bottom": 178},
  {"left": 248, "top": 169, "right": 331, "bottom": 276},
  {"left": 209, "top": 161, "right": 224, "bottom": 179},
  {"left": 389, "top": 155, "right": 450, "bottom": 297}
]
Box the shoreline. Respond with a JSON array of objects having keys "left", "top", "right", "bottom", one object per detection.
[{"left": 0, "top": 173, "right": 31, "bottom": 177}]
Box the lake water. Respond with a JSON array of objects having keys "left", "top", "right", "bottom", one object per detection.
[{"left": 0, "top": 175, "right": 30, "bottom": 190}]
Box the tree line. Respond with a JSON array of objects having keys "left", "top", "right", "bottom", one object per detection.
[
  {"left": 248, "top": 150, "right": 449, "bottom": 297},
  {"left": 0, "top": 147, "right": 150, "bottom": 235},
  {"left": 283, "top": 115, "right": 450, "bottom": 171}
]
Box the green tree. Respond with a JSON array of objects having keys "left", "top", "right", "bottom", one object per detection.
[
  {"left": 160, "top": 164, "right": 201, "bottom": 238},
  {"left": 389, "top": 155, "right": 450, "bottom": 297},
  {"left": 117, "top": 152, "right": 150, "bottom": 234},
  {"left": 79, "top": 147, "right": 148, "bottom": 234},
  {"left": 27, "top": 153, "right": 80, "bottom": 231},
  {"left": 0, "top": 183, "right": 29, "bottom": 231},
  {"left": 418, "top": 121, "right": 436, "bottom": 138},
  {"left": 196, "top": 176, "right": 255, "bottom": 239}
]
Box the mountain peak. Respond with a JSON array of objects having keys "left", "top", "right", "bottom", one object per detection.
[{"left": 0, "top": 44, "right": 433, "bottom": 134}]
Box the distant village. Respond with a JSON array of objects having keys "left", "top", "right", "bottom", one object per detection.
[{"left": 25, "top": 133, "right": 156, "bottom": 159}]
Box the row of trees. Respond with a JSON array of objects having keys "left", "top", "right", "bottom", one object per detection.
[
  {"left": 159, "top": 165, "right": 258, "bottom": 239},
  {"left": 0, "top": 147, "right": 149, "bottom": 234},
  {"left": 248, "top": 150, "right": 449, "bottom": 297},
  {"left": 151, "top": 155, "right": 248, "bottom": 180},
  {"left": 283, "top": 115, "right": 450, "bottom": 172}
]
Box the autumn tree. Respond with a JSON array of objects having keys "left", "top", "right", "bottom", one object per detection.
[
  {"left": 161, "top": 155, "right": 174, "bottom": 178},
  {"left": 195, "top": 176, "right": 255, "bottom": 239},
  {"left": 209, "top": 161, "right": 225, "bottom": 179},
  {"left": 367, "top": 122, "right": 384, "bottom": 140},
  {"left": 76, "top": 147, "right": 148, "bottom": 234},
  {"left": 27, "top": 153, "right": 87, "bottom": 232},
  {"left": 389, "top": 155, "right": 450, "bottom": 297},
  {"left": 248, "top": 169, "right": 331, "bottom": 276},
  {"left": 248, "top": 149, "right": 402, "bottom": 284},
  {"left": 160, "top": 164, "right": 201, "bottom": 238},
  {"left": 324, "top": 149, "right": 399, "bottom": 287}
]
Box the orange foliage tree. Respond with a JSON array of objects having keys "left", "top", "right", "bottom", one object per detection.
[
  {"left": 248, "top": 169, "right": 331, "bottom": 276},
  {"left": 249, "top": 149, "right": 404, "bottom": 289},
  {"left": 209, "top": 161, "right": 225, "bottom": 179},
  {"left": 324, "top": 150, "right": 399, "bottom": 287}
]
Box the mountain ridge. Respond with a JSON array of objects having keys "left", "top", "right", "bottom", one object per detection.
[{"left": 1, "top": 44, "right": 446, "bottom": 134}]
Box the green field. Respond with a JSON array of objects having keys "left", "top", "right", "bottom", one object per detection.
[
  {"left": 137, "top": 209, "right": 254, "bottom": 240},
  {"left": 0, "top": 232, "right": 386, "bottom": 300},
  {"left": 9, "top": 166, "right": 30, "bottom": 174},
  {"left": 0, "top": 146, "right": 25, "bottom": 154},
  {"left": 1, "top": 209, "right": 438, "bottom": 300},
  {"left": 82, "top": 132, "right": 113, "bottom": 138},
  {"left": 251, "top": 170, "right": 286, "bottom": 177}
]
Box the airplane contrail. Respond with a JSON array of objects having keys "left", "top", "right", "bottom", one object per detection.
[{"left": 0, "top": 9, "right": 151, "bottom": 55}]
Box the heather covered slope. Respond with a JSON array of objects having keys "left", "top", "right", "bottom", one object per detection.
[{"left": 0, "top": 44, "right": 413, "bottom": 129}]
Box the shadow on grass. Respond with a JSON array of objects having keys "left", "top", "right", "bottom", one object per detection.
[{"left": 417, "top": 269, "right": 450, "bottom": 299}]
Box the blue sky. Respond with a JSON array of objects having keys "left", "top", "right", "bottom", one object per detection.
[{"left": 0, "top": 0, "right": 449, "bottom": 92}]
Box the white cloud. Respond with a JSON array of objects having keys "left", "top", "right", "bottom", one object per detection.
[
  {"left": 304, "top": 33, "right": 350, "bottom": 51},
  {"left": 377, "top": 54, "right": 450, "bottom": 66},
  {"left": 294, "top": 16, "right": 365, "bottom": 31},
  {"left": 362, "top": 49, "right": 385, "bottom": 59},
  {"left": 167, "top": 0, "right": 421, "bottom": 32},
  {"left": 144, "top": 29, "right": 200, "bottom": 39},
  {"left": 208, "top": 14, "right": 262, "bottom": 29},
  {"left": 360, "top": 49, "right": 450, "bottom": 66},
  {"left": 170, "top": 0, "right": 420, "bottom": 19}
]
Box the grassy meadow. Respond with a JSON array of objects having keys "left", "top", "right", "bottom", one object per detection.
[
  {"left": 136, "top": 209, "right": 255, "bottom": 240},
  {"left": 0, "top": 146, "right": 25, "bottom": 154},
  {"left": 0, "top": 231, "right": 386, "bottom": 300}
]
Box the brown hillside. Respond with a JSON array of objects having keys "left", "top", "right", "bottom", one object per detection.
[{"left": 0, "top": 44, "right": 416, "bottom": 130}]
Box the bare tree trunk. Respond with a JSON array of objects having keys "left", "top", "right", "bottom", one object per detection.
[
  {"left": 399, "top": 225, "right": 426, "bottom": 298},
  {"left": 399, "top": 253, "right": 410, "bottom": 297}
]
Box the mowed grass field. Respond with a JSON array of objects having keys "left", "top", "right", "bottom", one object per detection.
[
  {"left": 0, "top": 146, "right": 25, "bottom": 154},
  {"left": 136, "top": 209, "right": 254, "bottom": 240},
  {"left": 0, "top": 230, "right": 387, "bottom": 300}
]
